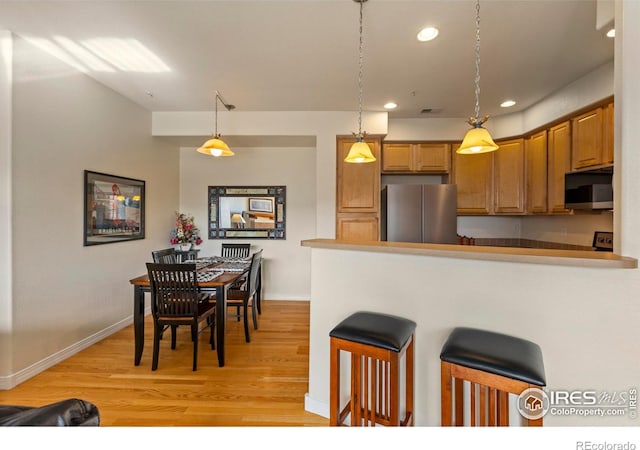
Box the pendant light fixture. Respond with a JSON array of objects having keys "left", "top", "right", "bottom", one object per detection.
[
  {"left": 456, "top": 0, "right": 499, "bottom": 155},
  {"left": 344, "top": 0, "right": 376, "bottom": 164},
  {"left": 197, "top": 90, "right": 235, "bottom": 157}
]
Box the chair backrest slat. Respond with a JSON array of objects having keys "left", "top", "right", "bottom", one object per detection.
[{"left": 221, "top": 243, "right": 251, "bottom": 258}]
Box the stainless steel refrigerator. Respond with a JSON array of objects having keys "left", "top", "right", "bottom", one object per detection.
[{"left": 381, "top": 184, "right": 458, "bottom": 244}]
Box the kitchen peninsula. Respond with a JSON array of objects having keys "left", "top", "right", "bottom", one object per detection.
[
  {"left": 301, "top": 238, "right": 639, "bottom": 426},
  {"left": 302, "top": 238, "right": 637, "bottom": 269}
]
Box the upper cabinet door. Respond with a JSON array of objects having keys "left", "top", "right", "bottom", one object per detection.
[
  {"left": 381, "top": 142, "right": 450, "bottom": 173},
  {"left": 381, "top": 143, "right": 412, "bottom": 172},
  {"left": 336, "top": 136, "right": 381, "bottom": 213},
  {"left": 525, "top": 131, "right": 548, "bottom": 214},
  {"left": 453, "top": 151, "right": 493, "bottom": 215},
  {"left": 413, "top": 143, "right": 451, "bottom": 172},
  {"left": 548, "top": 121, "right": 571, "bottom": 213},
  {"left": 494, "top": 139, "right": 525, "bottom": 214},
  {"left": 571, "top": 107, "right": 604, "bottom": 171},
  {"left": 604, "top": 101, "right": 614, "bottom": 165}
]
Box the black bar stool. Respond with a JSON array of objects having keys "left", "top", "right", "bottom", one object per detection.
[
  {"left": 440, "top": 327, "right": 546, "bottom": 426},
  {"left": 329, "top": 311, "right": 416, "bottom": 426}
]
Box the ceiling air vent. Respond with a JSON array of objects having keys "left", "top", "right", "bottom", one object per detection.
[{"left": 420, "top": 108, "right": 442, "bottom": 114}]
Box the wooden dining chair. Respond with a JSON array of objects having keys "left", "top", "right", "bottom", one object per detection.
[
  {"left": 221, "top": 243, "right": 251, "bottom": 258},
  {"left": 151, "top": 248, "right": 178, "bottom": 264},
  {"left": 146, "top": 263, "right": 216, "bottom": 371},
  {"left": 224, "top": 249, "right": 263, "bottom": 343},
  {"left": 221, "top": 243, "right": 252, "bottom": 311}
]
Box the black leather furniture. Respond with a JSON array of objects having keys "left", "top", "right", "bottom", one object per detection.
[
  {"left": 0, "top": 398, "right": 100, "bottom": 426},
  {"left": 329, "top": 311, "right": 416, "bottom": 426},
  {"left": 440, "top": 327, "right": 546, "bottom": 426}
]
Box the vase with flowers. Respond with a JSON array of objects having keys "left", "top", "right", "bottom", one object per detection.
[{"left": 170, "top": 212, "right": 203, "bottom": 251}]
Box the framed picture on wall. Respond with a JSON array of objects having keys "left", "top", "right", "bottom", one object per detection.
[
  {"left": 83, "top": 170, "right": 145, "bottom": 246},
  {"left": 208, "top": 186, "right": 285, "bottom": 239},
  {"left": 592, "top": 231, "right": 613, "bottom": 252},
  {"left": 249, "top": 197, "right": 274, "bottom": 213}
]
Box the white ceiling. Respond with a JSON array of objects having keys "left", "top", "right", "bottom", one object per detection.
[{"left": 0, "top": 0, "right": 615, "bottom": 119}]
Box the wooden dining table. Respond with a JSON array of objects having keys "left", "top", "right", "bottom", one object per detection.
[{"left": 129, "top": 263, "right": 248, "bottom": 368}]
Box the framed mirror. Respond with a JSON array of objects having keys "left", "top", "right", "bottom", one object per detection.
[{"left": 208, "top": 186, "right": 286, "bottom": 239}]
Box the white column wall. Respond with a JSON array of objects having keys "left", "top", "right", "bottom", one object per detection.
[
  {"left": 618, "top": 0, "right": 640, "bottom": 257},
  {"left": 0, "top": 30, "right": 13, "bottom": 377}
]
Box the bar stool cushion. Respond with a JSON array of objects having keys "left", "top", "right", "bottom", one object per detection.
[
  {"left": 330, "top": 311, "right": 417, "bottom": 352},
  {"left": 440, "top": 327, "right": 546, "bottom": 386}
]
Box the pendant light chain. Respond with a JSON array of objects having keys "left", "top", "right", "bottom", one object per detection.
[
  {"left": 356, "top": 0, "right": 365, "bottom": 138},
  {"left": 214, "top": 90, "right": 219, "bottom": 137},
  {"left": 473, "top": 0, "right": 481, "bottom": 122},
  {"left": 344, "top": 0, "right": 375, "bottom": 163},
  {"left": 456, "top": 0, "right": 498, "bottom": 155}
]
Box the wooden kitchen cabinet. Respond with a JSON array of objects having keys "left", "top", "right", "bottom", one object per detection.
[
  {"left": 453, "top": 150, "right": 493, "bottom": 215},
  {"left": 604, "top": 101, "right": 614, "bottom": 165},
  {"left": 382, "top": 142, "right": 450, "bottom": 173},
  {"left": 336, "top": 214, "right": 379, "bottom": 241},
  {"left": 453, "top": 138, "right": 524, "bottom": 215},
  {"left": 336, "top": 135, "right": 382, "bottom": 240},
  {"left": 547, "top": 121, "right": 572, "bottom": 213},
  {"left": 494, "top": 138, "right": 525, "bottom": 214},
  {"left": 571, "top": 106, "right": 604, "bottom": 171},
  {"left": 525, "top": 131, "right": 548, "bottom": 214}
]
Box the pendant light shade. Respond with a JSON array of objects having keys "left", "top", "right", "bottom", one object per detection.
[
  {"left": 345, "top": 139, "right": 376, "bottom": 163},
  {"left": 196, "top": 136, "right": 233, "bottom": 157},
  {"left": 456, "top": 0, "right": 498, "bottom": 155},
  {"left": 457, "top": 124, "right": 499, "bottom": 154},
  {"left": 344, "top": 0, "right": 376, "bottom": 164},
  {"left": 197, "top": 90, "right": 235, "bottom": 157}
]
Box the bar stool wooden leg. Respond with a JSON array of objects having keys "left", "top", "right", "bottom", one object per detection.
[
  {"left": 329, "top": 337, "right": 340, "bottom": 426},
  {"left": 389, "top": 349, "right": 399, "bottom": 426},
  {"left": 441, "top": 361, "right": 453, "bottom": 426},
  {"left": 404, "top": 336, "right": 415, "bottom": 426}
]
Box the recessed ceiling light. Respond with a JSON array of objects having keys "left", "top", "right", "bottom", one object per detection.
[
  {"left": 606, "top": 28, "right": 615, "bottom": 38},
  {"left": 384, "top": 102, "right": 398, "bottom": 110},
  {"left": 417, "top": 27, "right": 439, "bottom": 42},
  {"left": 500, "top": 100, "right": 516, "bottom": 108}
]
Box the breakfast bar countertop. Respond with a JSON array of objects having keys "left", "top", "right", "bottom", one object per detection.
[{"left": 300, "top": 239, "right": 638, "bottom": 269}]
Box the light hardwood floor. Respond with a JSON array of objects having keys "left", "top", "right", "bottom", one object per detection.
[{"left": 0, "top": 300, "right": 328, "bottom": 426}]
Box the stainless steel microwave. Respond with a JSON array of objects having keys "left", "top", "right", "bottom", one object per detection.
[{"left": 565, "top": 169, "right": 613, "bottom": 210}]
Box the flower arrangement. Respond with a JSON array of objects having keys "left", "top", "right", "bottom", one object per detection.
[{"left": 170, "top": 212, "right": 203, "bottom": 246}]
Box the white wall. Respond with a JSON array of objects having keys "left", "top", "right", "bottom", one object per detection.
[
  {"left": 178, "top": 146, "right": 316, "bottom": 300},
  {"left": 0, "top": 35, "right": 179, "bottom": 386}
]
